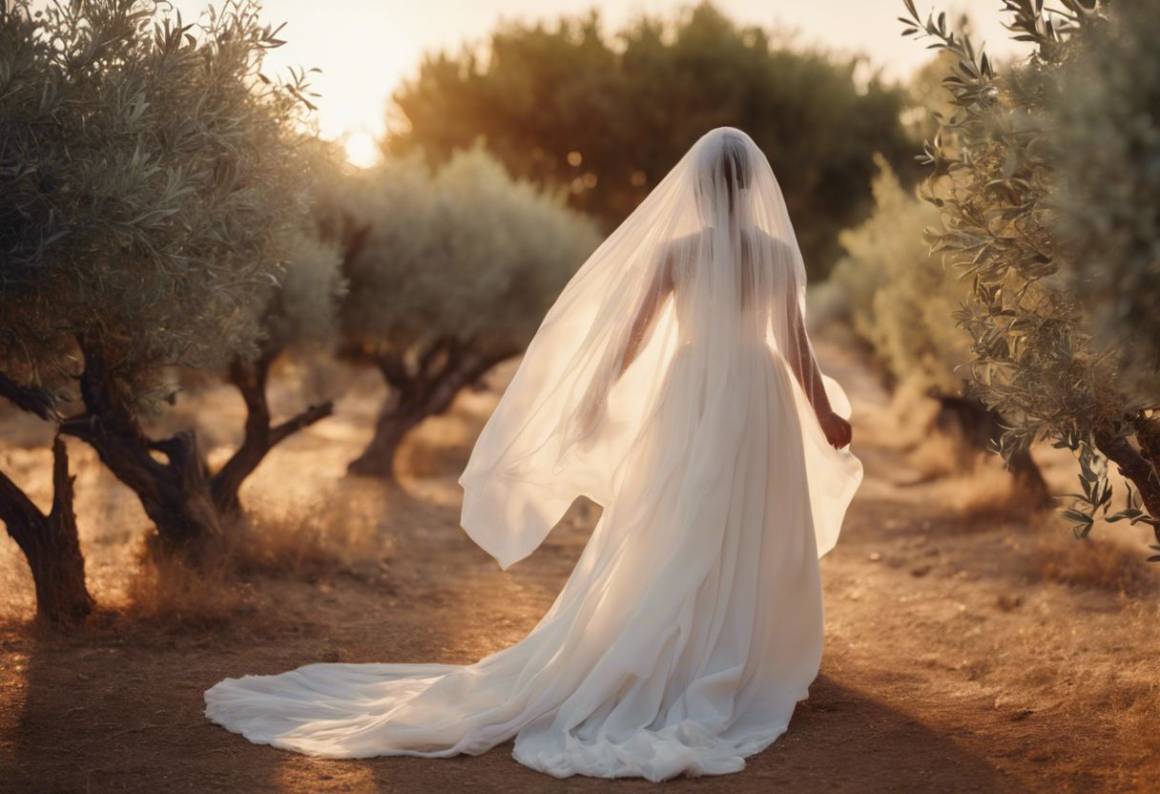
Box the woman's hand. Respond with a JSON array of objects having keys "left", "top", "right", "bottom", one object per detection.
[{"left": 817, "top": 411, "right": 852, "bottom": 449}]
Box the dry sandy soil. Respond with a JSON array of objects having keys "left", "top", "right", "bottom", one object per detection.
[{"left": 1, "top": 338, "right": 1158, "bottom": 793}]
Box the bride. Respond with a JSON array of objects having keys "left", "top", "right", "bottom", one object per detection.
[{"left": 205, "top": 127, "right": 863, "bottom": 781}]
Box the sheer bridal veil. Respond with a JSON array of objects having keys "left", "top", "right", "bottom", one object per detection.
[{"left": 459, "top": 127, "right": 862, "bottom": 570}]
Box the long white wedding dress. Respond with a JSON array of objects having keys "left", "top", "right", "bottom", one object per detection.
[{"left": 205, "top": 127, "right": 863, "bottom": 781}]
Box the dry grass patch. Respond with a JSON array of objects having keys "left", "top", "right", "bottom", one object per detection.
[
  {"left": 224, "top": 504, "right": 390, "bottom": 581},
  {"left": 1028, "top": 533, "right": 1158, "bottom": 596},
  {"left": 124, "top": 548, "right": 250, "bottom": 629},
  {"left": 123, "top": 500, "right": 391, "bottom": 627}
]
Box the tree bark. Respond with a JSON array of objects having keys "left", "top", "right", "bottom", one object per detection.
[
  {"left": 934, "top": 394, "right": 1053, "bottom": 508},
  {"left": 1096, "top": 427, "right": 1160, "bottom": 535},
  {"left": 1008, "top": 447, "right": 1054, "bottom": 509},
  {"left": 210, "top": 353, "right": 333, "bottom": 516},
  {"left": 59, "top": 341, "right": 221, "bottom": 553},
  {"left": 0, "top": 372, "right": 57, "bottom": 421},
  {"left": 0, "top": 438, "right": 93, "bottom": 625},
  {"left": 346, "top": 404, "right": 428, "bottom": 480},
  {"left": 347, "top": 340, "right": 514, "bottom": 480}
]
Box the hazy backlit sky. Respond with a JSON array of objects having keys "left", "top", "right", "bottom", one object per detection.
[{"left": 171, "top": 1, "right": 1030, "bottom": 165}]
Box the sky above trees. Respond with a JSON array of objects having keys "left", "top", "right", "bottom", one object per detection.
[{"left": 167, "top": 0, "right": 1031, "bottom": 166}]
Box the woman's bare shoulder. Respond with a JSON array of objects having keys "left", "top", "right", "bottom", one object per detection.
[
  {"left": 659, "top": 233, "right": 702, "bottom": 280},
  {"left": 662, "top": 231, "right": 703, "bottom": 255},
  {"left": 660, "top": 228, "right": 795, "bottom": 264},
  {"left": 747, "top": 228, "right": 793, "bottom": 254}
]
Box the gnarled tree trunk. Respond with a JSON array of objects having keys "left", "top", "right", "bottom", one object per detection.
[
  {"left": 0, "top": 438, "right": 93, "bottom": 625},
  {"left": 347, "top": 338, "right": 515, "bottom": 481},
  {"left": 210, "top": 353, "right": 333, "bottom": 516},
  {"left": 1096, "top": 418, "right": 1160, "bottom": 542},
  {"left": 59, "top": 342, "right": 222, "bottom": 553}
]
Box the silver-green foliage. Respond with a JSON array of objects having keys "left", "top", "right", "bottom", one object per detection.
[
  {"left": 262, "top": 228, "right": 345, "bottom": 356},
  {"left": 0, "top": 0, "right": 315, "bottom": 409},
  {"left": 254, "top": 142, "right": 348, "bottom": 359},
  {"left": 341, "top": 147, "right": 601, "bottom": 360},
  {"left": 900, "top": 0, "right": 1160, "bottom": 546},
  {"left": 1053, "top": 1, "right": 1160, "bottom": 401},
  {"left": 831, "top": 155, "right": 969, "bottom": 395}
]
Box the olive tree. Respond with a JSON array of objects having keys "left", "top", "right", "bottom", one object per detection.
[
  {"left": 338, "top": 148, "right": 600, "bottom": 480},
  {"left": 831, "top": 156, "right": 1051, "bottom": 503},
  {"left": 207, "top": 137, "right": 347, "bottom": 517},
  {"left": 0, "top": 0, "right": 319, "bottom": 620},
  {"left": 211, "top": 222, "right": 346, "bottom": 516},
  {"left": 900, "top": 0, "right": 1160, "bottom": 551}
]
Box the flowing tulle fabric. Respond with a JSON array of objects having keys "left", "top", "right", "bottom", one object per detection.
[{"left": 205, "top": 127, "right": 863, "bottom": 781}]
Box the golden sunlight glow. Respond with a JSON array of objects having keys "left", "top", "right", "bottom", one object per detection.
[
  {"left": 163, "top": 0, "right": 1032, "bottom": 150},
  {"left": 344, "top": 131, "right": 382, "bottom": 169}
]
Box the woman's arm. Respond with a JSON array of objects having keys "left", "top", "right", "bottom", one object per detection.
[
  {"left": 575, "top": 259, "right": 674, "bottom": 438},
  {"left": 616, "top": 259, "right": 674, "bottom": 378},
  {"left": 784, "top": 287, "right": 852, "bottom": 449},
  {"left": 784, "top": 287, "right": 831, "bottom": 415}
]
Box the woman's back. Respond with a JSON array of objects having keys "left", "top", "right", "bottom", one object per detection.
[{"left": 667, "top": 227, "right": 797, "bottom": 348}]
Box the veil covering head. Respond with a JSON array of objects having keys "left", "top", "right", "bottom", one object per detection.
[{"left": 459, "top": 127, "right": 862, "bottom": 569}]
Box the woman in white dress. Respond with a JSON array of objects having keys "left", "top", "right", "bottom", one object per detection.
[{"left": 205, "top": 127, "right": 863, "bottom": 782}]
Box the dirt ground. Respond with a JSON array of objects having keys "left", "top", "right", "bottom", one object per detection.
[{"left": 1, "top": 338, "right": 1159, "bottom": 793}]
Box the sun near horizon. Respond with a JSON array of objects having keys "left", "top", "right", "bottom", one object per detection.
[{"left": 342, "top": 130, "right": 383, "bottom": 169}]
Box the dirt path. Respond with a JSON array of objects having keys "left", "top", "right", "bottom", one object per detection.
[{"left": 1, "top": 340, "right": 1158, "bottom": 792}]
